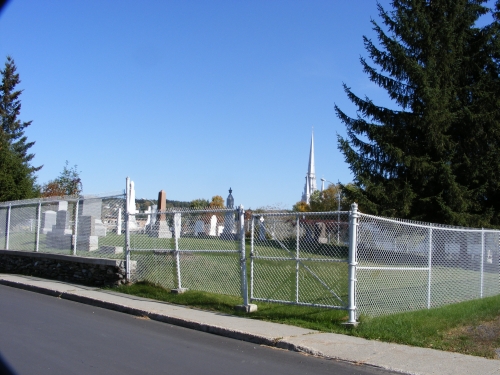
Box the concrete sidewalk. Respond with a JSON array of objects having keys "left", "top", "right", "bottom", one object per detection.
[{"left": 1, "top": 274, "right": 498, "bottom": 375}]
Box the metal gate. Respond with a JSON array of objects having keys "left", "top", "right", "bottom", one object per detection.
[
  {"left": 128, "top": 207, "right": 245, "bottom": 297},
  {"left": 250, "top": 211, "right": 351, "bottom": 309}
]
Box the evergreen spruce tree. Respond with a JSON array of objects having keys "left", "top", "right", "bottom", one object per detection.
[
  {"left": 0, "top": 56, "right": 40, "bottom": 201},
  {"left": 0, "top": 56, "right": 41, "bottom": 172},
  {"left": 0, "top": 136, "right": 38, "bottom": 201},
  {"left": 336, "top": 0, "right": 499, "bottom": 227}
]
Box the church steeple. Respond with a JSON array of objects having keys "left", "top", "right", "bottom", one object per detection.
[
  {"left": 302, "top": 131, "right": 317, "bottom": 204},
  {"left": 226, "top": 187, "right": 234, "bottom": 209}
]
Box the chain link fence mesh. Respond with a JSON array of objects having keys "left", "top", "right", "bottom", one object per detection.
[
  {"left": 0, "top": 194, "right": 126, "bottom": 257},
  {"left": 0, "top": 206, "right": 6, "bottom": 248},
  {"left": 251, "top": 212, "right": 350, "bottom": 309},
  {"left": 357, "top": 213, "right": 500, "bottom": 317},
  {"left": 2, "top": 192, "right": 500, "bottom": 318},
  {"left": 130, "top": 209, "right": 242, "bottom": 296}
]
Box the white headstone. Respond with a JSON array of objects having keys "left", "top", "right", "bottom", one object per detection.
[
  {"left": 174, "top": 213, "right": 181, "bottom": 238},
  {"left": 209, "top": 215, "right": 217, "bottom": 236},
  {"left": 145, "top": 206, "right": 152, "bottom": 226},
  {"left": 58, "top": 201, "right": 68, "bottom": 211},
  {"left": 127, "top": 180, "right": 138, "bottom": 230},
  {"left": 259, "top": 216, "right": 266, "bottom": 240},
  {"left": 128, "top": 181, "right": 137, "bottom": 214},
  {"left": 117, "top": 208, "right": 122, "bottom": 235},
  {"left": 146, "top": 204, "right": 157, "bottom": 231}
]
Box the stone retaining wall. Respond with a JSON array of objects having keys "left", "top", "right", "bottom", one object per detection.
[{"left": 0, "top": 250, "right": 135, "bottom": 287}]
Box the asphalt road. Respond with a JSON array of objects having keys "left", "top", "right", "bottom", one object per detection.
[{"left": 0, "top": 285, "right": 397, "bottom": 375}]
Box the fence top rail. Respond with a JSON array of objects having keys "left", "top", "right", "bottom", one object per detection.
[
  {"left": 130, "top": 207, "right": 240, "bottom": 215},
  {"left": 252, "top": 211, "right": 349, "bottom": 218},
  {"left": 359, "top": 212, "right": 500, "bottom": 233},
  {"left": 0, "top": 192, "right": 125, "bottom": 208}
]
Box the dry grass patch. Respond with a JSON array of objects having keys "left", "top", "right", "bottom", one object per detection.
[{"left": 444, "top": 316, "right": 500, "bottom": 358}]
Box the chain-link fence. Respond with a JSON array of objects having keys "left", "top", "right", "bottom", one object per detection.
[
  {"left": 0, "top": 194, "right": 126, "bottom": 258},
  {"left": 250, "top": 211, "right": 350, "bottom": 310},
  {"left": 2, "top": 187, "right": 500, "bottom": 320},
  {"left": 356, "top": 213, "right": 500, "bottom": 317},
  {"left": 128, "top": 207, "right": 245, "bottom": 297}
]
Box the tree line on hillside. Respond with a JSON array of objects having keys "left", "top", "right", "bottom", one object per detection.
[{"left": 134, "top": 196, "right": 226, "bottom": 212}]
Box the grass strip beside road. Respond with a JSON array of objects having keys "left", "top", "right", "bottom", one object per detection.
[{"left": 112, "top": 281, "right": 500, "bottom": 359}]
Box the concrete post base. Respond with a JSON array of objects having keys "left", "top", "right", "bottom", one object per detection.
[
  {"left": 171, "top": 288, "right": 188, "bottom": 294},
  {"left": 341, "top": 321, "right": 359, "bottom": 327},
  {"left": 235, "top": 304, "right": 258, "bottom": 313}
]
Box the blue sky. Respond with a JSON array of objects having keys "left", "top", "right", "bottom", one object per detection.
[{"left": 0, "top": 1, "right": 494, "bottom": 209}]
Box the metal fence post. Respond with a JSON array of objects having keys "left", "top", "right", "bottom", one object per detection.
[
  {"left": 35, "top": 201, "right": 41, "bottom": 252},
  {"left": 480, "top": 228, "right": 484, "bottom": 298},
  {"left": 347, "top": 202, "right": 359, "bottom": 325},
  {"left": 427, "top": 227, "right": 433, "bottom": 309},
  {"left": 5, "top": 204, "right": 11, "bottom": 250},
  {"left": 73, "top": 200, "right": 79, "bottom": 255},
  {"left": 125, "top": 177, "right": 131, "bottom": 282},
  {"left": 250, "top": 215, "right": 255, "bottom": 301},
  {"left": 239, "top": 205, "right": 249, "bottom": 306},
  {"left": 174, "top": 212, "right": 183, "bottom": 290},
  {"left": 296, "top": 214, "right": 300, "bottom": 303}
]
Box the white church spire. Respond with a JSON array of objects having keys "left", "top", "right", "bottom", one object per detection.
[{"left": 302, "top": 131, "right": 317, "bottom": 204}]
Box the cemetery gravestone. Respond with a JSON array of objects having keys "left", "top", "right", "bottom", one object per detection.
[
  {"left": 194, "top": 220, "right": 204, "bottom": 236},
  {"left": 145, "top": 206, "right": 152, "bottom": 226},
  {"left": 316, "top": 222, "right": 328, "bottom": 244},
  {"left": 150, "top": 190, "right": 172, "bottom": 238},
  {"left": 222, "top": 188, "right": 236, "bottom": 239},
  {"left": 116, "top": 208, "right": 122, "bottom": 234},
  {"left": 77, "top": 213, "right": 99, "bottom": 252},
  {"left": 74, "top": 197, "right": 109, "bottom": 252},
  {"left": 145, "top": 204, "right": 157, "bottom": 233},
  {"left": 127, "top": 181, "right": 139, "bottom": 231},
  {"left": 259, "top": 217, "right": 266, "bottom": 241},
  {"left": 174, "top": 213, "right": 182, "bottom": 238},
  {"left": 209, "top": 215, "right": 217, "bottom": 236},
  {"left": 41, "top": 211, "right": 56, "bottom": 234},
  {"left": 46, "top": 201, "right": 73, "bottom": 249}
]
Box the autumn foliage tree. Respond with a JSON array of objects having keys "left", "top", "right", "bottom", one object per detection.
[
  {"left": 309, "top": 184, "right": 351, "bottom": 212},
  {"left": 41, "top": 161, "right": 82, "bottom": 197},
  {"left": 292, "top": 200, "right": 311, "bottom": 212},
  {"left": 209, "top": 195, "right": 225, "bottom": 209}
]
